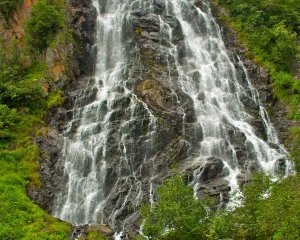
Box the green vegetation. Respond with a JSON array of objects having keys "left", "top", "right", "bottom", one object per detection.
[
  {"left": 0, "top": 39, "right": 46, "bottom": 109},
  {"left": 0, "top": 149, "right": 70, "bottom": 239},
  {"left": 47, "top": 89, "right": 64, "bottom": 110},
  {"left": 140, "top": 173, "right": 300, "bottom": 239},
  {"left": 0, "top": 40, "right": 70, "bottom": 238},
  {"left": 216, "top": 0, "right": 300, "bottom": 119},
  {"left": 141, "top": 174, "right": 213, "bottom": 239},
  {"left": 287, "top": 127, "right": 300, "bottom": 172},
  {"left": 83, "top": 230, "right": 107, "bottom": 240},
  {"left": 0, "top": 0, "right": 71, "bottom": 238},
  {"left": 211, "top": 173, "right": 300, "bottom": 239},
  {"left": 0, "top": 0, "right": 24, "bottom": 20},
  {"left": 26, "top": 0, "right": 65, "bottom": 52},
  {"left": 135, "top": 28, "right": 143, "bottom": 36}
]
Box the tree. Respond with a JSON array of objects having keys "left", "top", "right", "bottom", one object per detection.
[
  {"left": 0, "top": 40, "right": 45, "bottom": 109},
  {"left": 25, "top": 0, "right": 64, "bottom": 51},
  {"left": 140, "top": 175, "right": 213, "bottom": 240}
]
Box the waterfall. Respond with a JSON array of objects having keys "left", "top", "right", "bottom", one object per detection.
[{"left": 53, "top": 0, "right": 291, "bottom": 232}]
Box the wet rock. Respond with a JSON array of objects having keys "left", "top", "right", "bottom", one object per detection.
[
  {"left": 237, "top": 173, "right": 251, "bottom": 184},
  {"left": 136, "top": 79, "right": 186, "bottom": 134},
  {"left": 128, "top": 230, "right": 139, "bottom": 239},
  {"left": 275, "top": 158, "right": 286, "bottom": 172},
  {"left": 153, "top": 0, "right": 165, "bottom": 15},
  {"left": 200, "top": 157, "right": 224, "bottom": 182},
  {"left": 68, "top": 0, "right": 97, "bottom": 75},
  {"left": 208, "top": 179, "right": 231, "bottom": 192},
  {"left": 195, "top": 178, "right": 231, "bottom": 202}
]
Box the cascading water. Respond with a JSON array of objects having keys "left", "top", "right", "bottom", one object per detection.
[{"left": 53, "top": 0, "right": 291, "bottom": 233}]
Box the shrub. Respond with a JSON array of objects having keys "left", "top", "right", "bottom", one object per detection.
[
  {"left": 25, "top": 0, "right": 64, "bottom": 51},
  {"left": 0, "top": 0, "right": 24, "bottom": 20},
  {"left": 141, "top": 174, "right": 213, "bottom": 239}
]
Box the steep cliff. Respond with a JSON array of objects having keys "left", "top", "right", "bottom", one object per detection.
[
  {"left": 1, "top": 0, "right": 292, "bottom": 238},
  {"left": 29, "top": 0, "right": 294, "bottom": 237}
]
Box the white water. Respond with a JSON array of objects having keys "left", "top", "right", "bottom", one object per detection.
[{"left": 53, "top": 0, "right": 291, "bottom": 232}]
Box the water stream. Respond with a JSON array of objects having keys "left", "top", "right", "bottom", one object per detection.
[{"left": 53, "top": 0, "right": 291, "bottom": 233}]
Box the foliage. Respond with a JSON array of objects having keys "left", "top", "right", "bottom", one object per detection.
[
  {"left": 0, "top": 40, "right": 47, "bottom": 110},
  {"left": 25, "top": 0, "right": 64, "bottom": 52},
  {"left": 86, "top": 230, "right": 106, "bottom": 240},
  {"left": 0, "top": 0, "right": 24, "bottom": 20},
  {"left": 0, "top": 104, "right": 19, "bottom": 146},
  {"left": 141, "top": 173, "right": 300, "bottom": 240},
  {"left": 140, "top": 174, "right": 213, "bottom": 239},
  {"left": 47, "top": 89, "right": 64, "bottom": 110},
  {"left": 287, "top": 127, "right": 300, "bottom": 171},
  {"left": 211, "top": 173, "right": 300, "bottom": 240}
]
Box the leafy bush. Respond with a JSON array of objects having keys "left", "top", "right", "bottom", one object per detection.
[
  {"left": 0, "top": 0, "right": 24, "bottom": 20},
  {"left": 0, "top": 104, "right": 20, "bottom": 145},
  {"left": 0, "top": 39, "right": 47, "bottom": 110},
  {"left": 47, "top": 89, "right": 64, "bottom": 110},
  {"left": 26, "top": 0, "right": 64, "bottom": 51},
  {"left": 212, "top": 173, "right": 300, "bottom": 240},
  {"left": 141, "top": 174, "right": 213, "bottom": 239},
  {"left": 141, "top": 173, "right": 300, "bottom": 240},
  {"left": 0, "top": 104, "right": 19, "bottom": 129}
]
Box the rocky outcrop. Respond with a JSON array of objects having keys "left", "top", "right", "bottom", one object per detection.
[
  {"left": 131, "top": 10, "right": 194, "bottom": 135},
  {"left": 68, "top": 0, "right": 97, "bottom": 76},
  {"left": 70, "top": 224, "right": 114, "bottom": 240},
  {"left": 0, "top": 0, "right": 36, "bottom": 44},
  {"left": 184, "top": 157, "right": 231, "bottom": 203}
]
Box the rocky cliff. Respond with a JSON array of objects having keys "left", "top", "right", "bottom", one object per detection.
[
  {"left": 0, "top": 0, "right": 36, "bottom": 43},
  {"left": 19, "top": 0, "right": 297, "bottom": 237}
]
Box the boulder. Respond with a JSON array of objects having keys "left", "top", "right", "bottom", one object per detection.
[{"left": 200, "top": 157, "right": 224, "bottom": 182}]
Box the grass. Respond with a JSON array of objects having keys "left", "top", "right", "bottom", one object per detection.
[{"left": 0, "top": 114, "right": 70, "bottom": 239}]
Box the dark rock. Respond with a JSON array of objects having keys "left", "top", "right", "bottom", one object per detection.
[
  {"left": 27, "top": 127, "right": 64, "bottom": 211},
  {"left": 68, "top": 0, "right": 97, "bottom": 76},
  {"left": 200, "top": 157, "right": 224, "bottom": 182},
  {"left": 128, "top": 230, "right": 139, "bottom": 239},
  {"left": 195, "top": 178, "right": 231, "bottom": 203},
  {"left": 275, "top": 158, "right": 286, "bottom": 172},
  {"left": 236, "top": 173, "right": 251, "bottom": 184}
]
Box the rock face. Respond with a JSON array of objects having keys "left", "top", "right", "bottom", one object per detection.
[
  {"left": 27, "top": 0, "right": 295, "bottom": 237},
  {"left": 0, "top": 0, "right": 36, "bottom": 44},
  {"left": 68, "top": 0, "right": 97, "bottom": 76}
]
